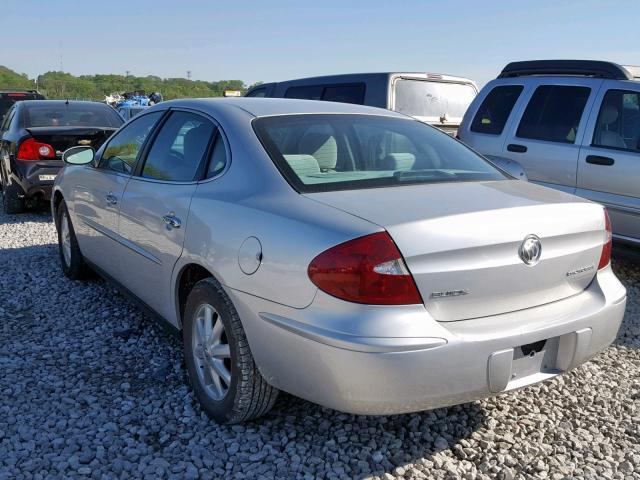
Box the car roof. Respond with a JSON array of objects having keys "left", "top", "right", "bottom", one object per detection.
[{"left": 153, "top": 97, "right": 409, "bottom": 119}]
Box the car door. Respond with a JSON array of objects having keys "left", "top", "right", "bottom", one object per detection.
[
  {"left": 71, "top": 111, "right": 164, "bottom": 278},
  {"left": 501, "top": 78, "right": 603, "bottom": 193},
  {"left": 577, "top": 83, "right": 640, "bottom": 242},
  {"left": 116, "top": 109, "right": 217, "bottom": 321}
]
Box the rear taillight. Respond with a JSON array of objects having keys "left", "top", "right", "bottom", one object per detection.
[
  {"left": 598, "top": 209, "right": 612, "bottom": 270},
  {"left": 308, "top": 232, "right": 422, "bottom": 305},
  {"left": 17, "top": 138, "right": 55, "bottom": 161}
]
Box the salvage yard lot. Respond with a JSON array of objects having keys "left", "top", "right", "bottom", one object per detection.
[{"left": 0, "top": 209, "right": 638, "bottom": 480}]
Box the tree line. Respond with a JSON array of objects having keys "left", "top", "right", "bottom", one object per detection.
[{"left": 0, "top": 66, "right": 258, "bottom": 100}]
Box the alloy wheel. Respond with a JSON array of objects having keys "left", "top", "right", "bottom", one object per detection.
[{"left": 192, "top": 303, "right": 232, "bottom": 400}]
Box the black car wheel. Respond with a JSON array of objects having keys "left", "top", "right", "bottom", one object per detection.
[
  {"left": 1, "top": 180, "right": 25, "bottom": 214},
  {"left": 183, "top": 277, "right": 279, "bottom": 424}
]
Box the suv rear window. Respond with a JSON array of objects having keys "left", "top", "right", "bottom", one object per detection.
[
  {"left": 0, "top": 92, "right": 45, "bottom": 118},
  {"left": 253, "top": 114, "right": 505, "bottom": 193},
  {"left": 393, "top": 80, "right": 477, "bottom": 121},
  {"left": 516, "top": 85, "right": 590, "bottom": 144},
  {"left": 470, "top": 85, "right": 523, "bottom": 135}
]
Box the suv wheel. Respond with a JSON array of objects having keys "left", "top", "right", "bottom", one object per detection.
[
  {"left": 56, "top": 200, "right": 90, "bottom": 279},
  {"left": 1, "top": 181, "right": 25, "bottom": 214},
  {"left": 183, "top": 278, "right": 278, "bottom": 423}
]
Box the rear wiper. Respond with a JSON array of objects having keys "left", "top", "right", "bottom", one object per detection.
[{"left": 393, "top": 169, "right": 455, "bottom": 182}]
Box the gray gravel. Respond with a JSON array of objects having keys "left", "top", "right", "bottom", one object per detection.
[{"left": 0, "top": 207, "right": 638, "bottom": 480}]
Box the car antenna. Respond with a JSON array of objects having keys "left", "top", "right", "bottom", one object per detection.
[{"left": 65, "top": 98, "right": 69, "bottom": 105}]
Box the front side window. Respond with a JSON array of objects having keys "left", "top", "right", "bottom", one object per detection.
[
  {"left": 592, "top": 89, "right": 640, "bottom": 152},
  {"left": 253, "top": 114, "right": 505, "bottom": 193},
  {"left": 100, "top": 111, "right": 163, "bottom": 174},
  {"left": 141, "top": 111, "right": 215, "bottom": 182},
  {"left": 246, "top": 88, "right": 267, "bottom": 98},
  {"left": 517, "top": 85, "right": 590, "bottom": 143},
  {"left": 470, "top": 85, "right": 524, "bottom": 135}
]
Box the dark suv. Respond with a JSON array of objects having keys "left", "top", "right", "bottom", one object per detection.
[{"left": 0, "top": 90, "right": 45, "bottom": 120}]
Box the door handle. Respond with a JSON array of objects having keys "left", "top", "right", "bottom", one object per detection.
[
  {"left": 162, "top": 214, "right": 181, "bottom": 229},
  {"left": 586, "top": 155, "right": 615, "bottom": 166},
  {"left": 507, "top": 144, "right": 528, "bottom": 153},
  {"left": 105, "top": 193, "right": 118, "bottom": 205}
]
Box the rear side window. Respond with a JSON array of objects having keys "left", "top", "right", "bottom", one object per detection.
[
  {"left": 322, "top": 84, "right": 365, "bottom": 104},
  {"left": 285, "top": 85, "right": 323, "bottom": 100},
  {"left": 470, "top": 85, "right": 523, "bottom": 135},
  {"left": 516, "top": 85, "right": 590, "bottom": 144},
  {"left": 142, "top": 111, "right": 215, "bottom": 182}
]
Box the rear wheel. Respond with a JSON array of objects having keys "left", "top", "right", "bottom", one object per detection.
[
  {"left": 1, "top": 181, "right": 25, "bottom": 214},
  {"left": 183, "top": 277, "right": 278, "bottom": 423},
  {"left": 56, "top": 200, "right": 90, "bottom": 280}
]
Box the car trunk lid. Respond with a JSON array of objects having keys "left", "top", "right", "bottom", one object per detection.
[
  {"left": 305, "top": 180, "right": 605, "bottom": 321},
  {"left": 25, "top": 127, "right": 117, "bottom": 159}
]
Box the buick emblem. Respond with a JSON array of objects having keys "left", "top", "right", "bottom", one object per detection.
[{"left": 518, "top": 234, "right": 542, "bottom": 266}]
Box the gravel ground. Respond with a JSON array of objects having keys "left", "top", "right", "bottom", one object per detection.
[{"left": 0, "top": 207, "right": 638, "bottom": 480}]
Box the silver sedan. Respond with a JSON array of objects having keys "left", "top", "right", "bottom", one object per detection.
[{"left": 52, "top": 98, "right": 626, "bottom": 423}]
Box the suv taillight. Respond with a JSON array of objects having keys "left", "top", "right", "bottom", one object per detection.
[
  {"left": 598, "top": 209, "right": 612, "bottom": 270},
  {"left": 308, "top": 232, "right": 422, "bottom": 305},
  {"left": 17, "top": 138, "right": 56, "bottom": 161}
]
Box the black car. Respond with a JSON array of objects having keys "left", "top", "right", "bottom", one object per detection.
[{"left": 0, "top": 100, "right": 124, "bottom": 213}]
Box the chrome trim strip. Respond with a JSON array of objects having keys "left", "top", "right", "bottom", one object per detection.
[
  {"left": 259, "top": 312, "right": 447, "bottom": 353},
  {"left": 80, "top": 216, "right": 162, "bottom": 265}
]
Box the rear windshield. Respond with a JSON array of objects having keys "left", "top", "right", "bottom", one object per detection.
[
  {"left": 253, "top": 114, "right": 505, "bottom": 193},
  {"left": 393, "top": 79, "right": 477, "bottom": 121},
  {"left": 23, "top": 103, "right": 123, "bottom": 128},
  {"left": 0, "top": 92, "right": 44, "bottom": 118}
]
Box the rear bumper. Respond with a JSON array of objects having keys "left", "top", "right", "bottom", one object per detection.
[
  {"left": 11, "top": 160, "right": 62, "bottom": 200},
  {"left": 229, "top": 265, "right": 626, "bottom": 415}
]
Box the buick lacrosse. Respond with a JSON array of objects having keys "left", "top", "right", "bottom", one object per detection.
[{"left": 52, "top": 98, "right": 626, "bottom": 423}]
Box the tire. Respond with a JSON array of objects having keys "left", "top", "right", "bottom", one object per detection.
[
  {"left": 56, "top": 200, "right": 90, "bottom": 280},
  {"left": 2, "top": 181, "right": 25, "bottom": 214},
  {"left": 183, "top": 277, "right": 278, "bottom": 424}
]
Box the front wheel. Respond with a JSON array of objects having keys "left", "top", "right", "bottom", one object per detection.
[
  {"left": 183, "top": 278, "right": 278, "bottom": 423},
  {"left": 56, "top": 200, "right": 90, "bottom": 280}
]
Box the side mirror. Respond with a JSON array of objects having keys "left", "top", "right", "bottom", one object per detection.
[{"left": 63, "top": 146, "right": 95, "bottom": 165}]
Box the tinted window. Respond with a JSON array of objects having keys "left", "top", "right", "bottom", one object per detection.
[
  {"left": 1, "top": 106, "right": 15, "bottom": 131},
  {"left": 394, "top": 80, "right": 477, "bottom": 120},
  {"left": 517, "top": 85, "right": 590, "bottom": 143},
  {"left": 284, "top": 85, "right": 323, "bottom": 100},
  {"left": 254, "top": 114, "right": 505, "bottom": 193},
  {"left": 207, "top": 134, "right": 228, "bottom": 177},
  {"left": 142, "top": 111, "right": 214, "bottom": 182},
  {"left": 322, "top": 84, "right": 365, "bottom": 105},
  {"left": 470, "top": 85, "right": 523, "bottom": 135},
  {"left": 593, "top": 89, "right": 640, "bottom": 152},
  {"left": 0, "top": 92, "right": 44, "bottom": 118},
  {"left": 246, "top": 88, "right": 267, "bottom": 98},
  {"left": 24, "top": 102, "right": 123, "bottom": 128},
  {"left": 100, "top": 112, "right": 163, "bottom": 174}
]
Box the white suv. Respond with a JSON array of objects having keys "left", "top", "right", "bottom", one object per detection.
[{"left": 459, "top": 60, "right": 640, "bottom": 245}]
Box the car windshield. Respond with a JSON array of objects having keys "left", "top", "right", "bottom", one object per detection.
[
  {"left": 393, "top": 79, "right": 477, "bottom": 121},
  {"left": 253, "top": 114, "right": 505, "bottom": 193},
  {"left": 23, "top": 103, "right": 123, "bottom": 128}
]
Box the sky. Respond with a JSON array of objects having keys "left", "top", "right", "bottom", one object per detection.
[{"left": 3, "top": 0, "right": 640, "bottom": 87}]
